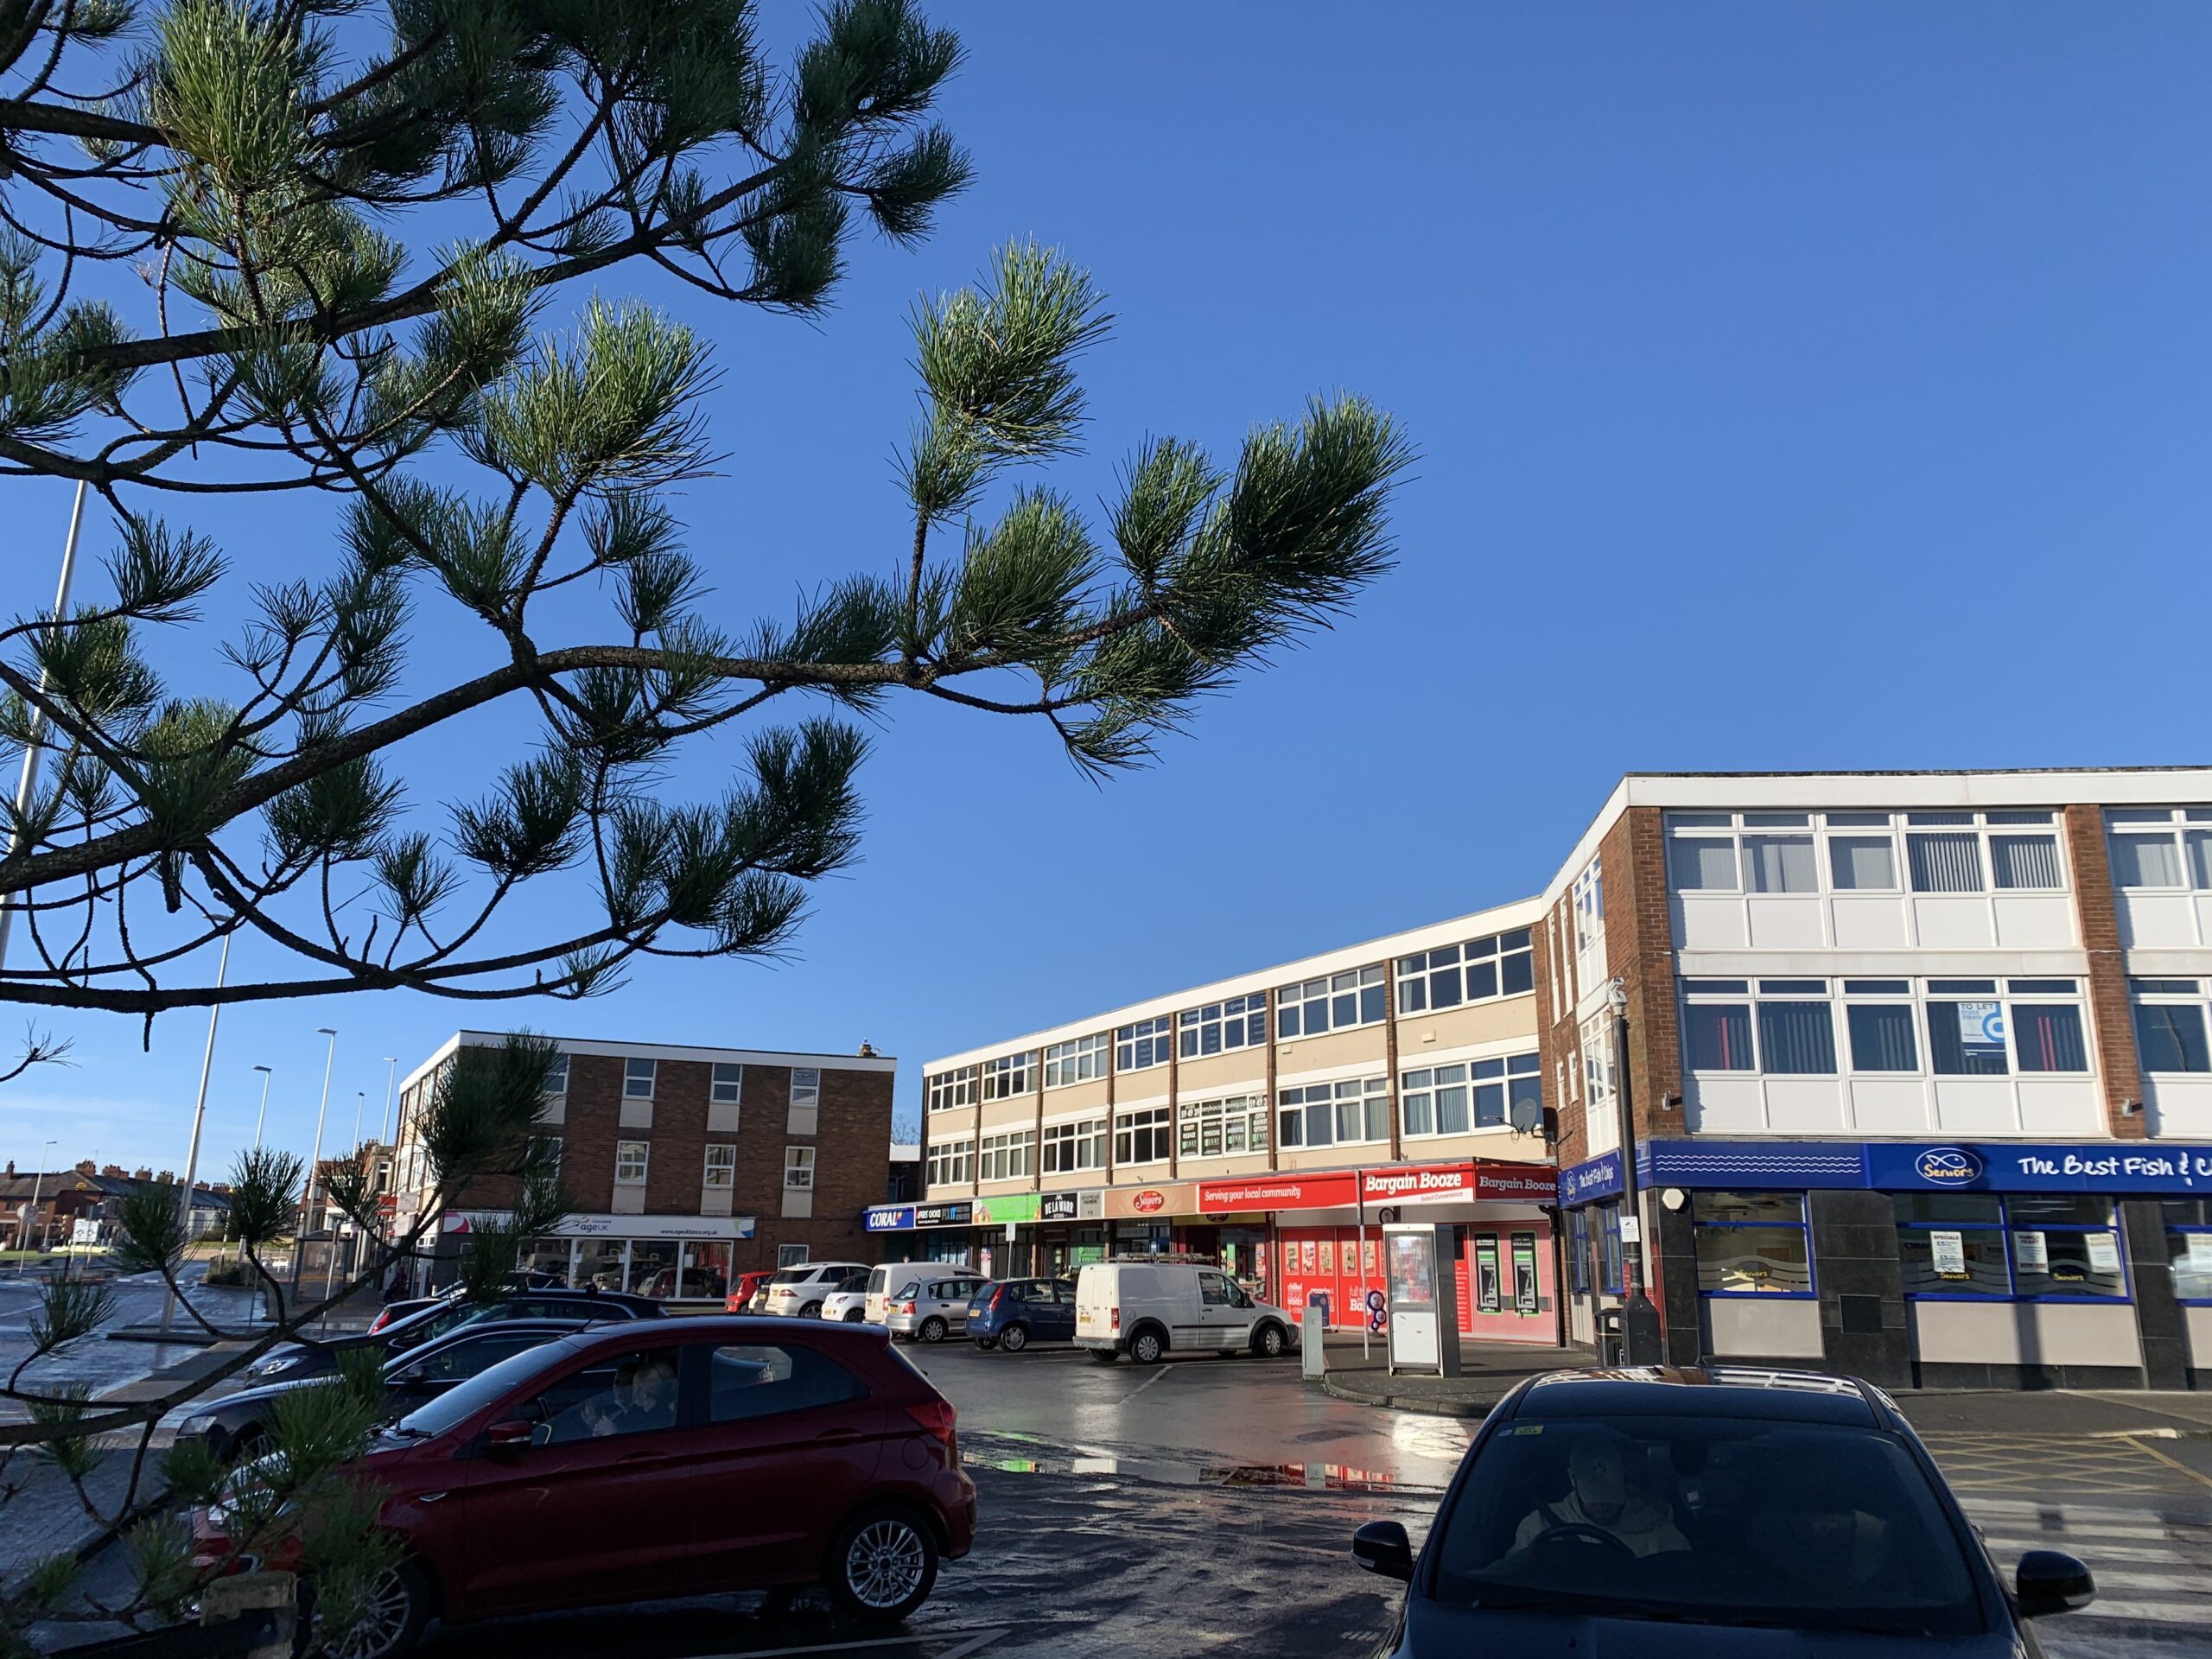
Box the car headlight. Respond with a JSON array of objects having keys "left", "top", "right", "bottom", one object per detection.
[{"left": 179, "top": 1414, "right": 215, "bottom": 1438}]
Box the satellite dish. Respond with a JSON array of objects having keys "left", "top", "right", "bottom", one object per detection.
[{"left": 1510, "top": 1096, "right": 1543, "bottom": 1135}]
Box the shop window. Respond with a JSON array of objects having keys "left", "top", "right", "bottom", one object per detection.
[
  {"left": 2164, "top": 1199, "right": 2212, "bottom": 1302},
  {"left": 1692, "top": 1191, "right": 1812, "bottom": 1296},
  {"left": 1893, "top": 1193, "right": 2125, "bottom": 1300},
  {"left": 1565, "top": 1207, "right": 1592, "bottom": 1297}
]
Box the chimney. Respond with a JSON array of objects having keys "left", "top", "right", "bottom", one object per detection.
[
  {"left": 74, "top": 1159, "right": 96, "bottom": 1175},
  {"left": 156, "top": 1169, "right": 175, "bottom": 1185},
  {"left": 101, "top": 1164, "right": 124, "bottom": 1178},
  {"left": 133, "top": 1167, "right": 152, "bottom": 1182},
  {"left": 857, "top": 1040, "right": 877, "bottom": 1058},
  {"left": 4, "top": 1160, "right": 13, "bottom": 1179}
]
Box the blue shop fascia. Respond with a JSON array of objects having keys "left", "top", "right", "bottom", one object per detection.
[{"left": 1555, "top": 1138, "right": 2212, "bottom": 1392}]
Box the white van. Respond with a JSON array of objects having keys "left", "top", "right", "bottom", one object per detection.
[
  {"left": 1074, "top": 1260, "right": 1293, "bottom": 1365},
  {"left": 865, "top": 1261, "right": 925, "bottom": 1325},
  {"left": 760, "top": 1259, "right": 869, "bottom": 1318}
]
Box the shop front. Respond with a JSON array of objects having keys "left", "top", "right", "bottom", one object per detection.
[
  {"left": 511, "top": 1211, "right": 756, "bottom": 1301},
  {"left": 1196, "top": 1161, "right": 1560, "bottom": 1343},
  {"left": 1560, "top": 1137, "right": 2212, "bottom": 1390},
  {"left": 864, "top": 1199, "right": 980, "bottom": 1267}
]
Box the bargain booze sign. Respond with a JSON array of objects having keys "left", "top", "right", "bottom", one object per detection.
[{"left": 1199, "top": 1162, "right": 1559, "bottom": 1213}]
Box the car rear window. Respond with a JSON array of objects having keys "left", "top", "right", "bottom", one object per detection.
[
  {"left": 709, "top": 1343, "right": 868, "bottom": 1421},
  {"left": 1430, "top": 1413, "right": 1987, "bottom": 1636}
]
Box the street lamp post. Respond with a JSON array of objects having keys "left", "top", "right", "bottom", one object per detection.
[
  {"left": 1608, "top": 978, "right": 1664, "bottom": 1364},
  {"left": 378, "top": 1058, "right": 397, "bottom": 1145},
  {"left": 302, "top": 1028, "right": 337, "bottom": 1310},
  {"left": 251, "top": 1065, "right": 273, "bottom": 1147},
  {"left": 19, "top": 1139, "right": 57, "bottom": 1273},
  {"left": 0, "top": 481, "right": 91, "bottom": 974},
  {"left": 161, "top": 931, "right": 231, "bottom": 1333}
]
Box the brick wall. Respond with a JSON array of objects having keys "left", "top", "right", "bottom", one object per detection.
[
  {"left": 2067, "top": 803, "right": 2147, "bottom": 1139},
  {"left": 1610, "top": 807, "right": 1682, "bottom": 1146}
]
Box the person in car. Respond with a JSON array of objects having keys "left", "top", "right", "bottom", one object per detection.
[
  {"left": 583, "top": 1354, "right": 677, "bottom": 1438},
  {"left": 1513, "top": 1431, "right": 1689, "bottom": 1558},
  {"left": 1746, "top": 1464, "right": 1892, "bottom": 1589}
]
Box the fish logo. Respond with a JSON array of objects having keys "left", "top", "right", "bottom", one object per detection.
[{"left": 1914, "top": 1147, "right": 1984, "bottom": 1185}]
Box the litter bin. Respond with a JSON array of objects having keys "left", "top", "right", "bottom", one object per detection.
[{"left": 1596, "top": 1306, "right": 1624, "bottom": 1367}]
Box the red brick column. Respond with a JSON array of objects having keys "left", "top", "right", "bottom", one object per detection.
[{"left": 2066, "top": 804, "right": 2145, "bottom": 1139}]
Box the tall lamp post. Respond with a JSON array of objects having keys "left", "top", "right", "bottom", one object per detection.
[
  {"left": 251, "top": 1065, "right": 273, "bottom": 1147},
  {"left": 377, "top": 1058, "right": 398, "bottom": 1144},
  {"left": 301, "top": 1028, "right": 337, "bottom": 1306},
  {"left": 1608, "top": 978, "right": 1663, "bottom": 1364},
  {"left": 161, "top": 931, "right": 231, "bottom": 1333},
  {"left": 0, "top": 481, "right": 91, "bottom": 973},
  {"left": 19, "top": 1139, "right": 57, "bottom": 1273}
]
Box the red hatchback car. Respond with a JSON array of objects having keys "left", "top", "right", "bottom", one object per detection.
[{"left": 193, "top": 1317, "right": 976, "bottom": 1658}]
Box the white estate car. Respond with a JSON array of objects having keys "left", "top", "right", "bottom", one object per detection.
[
  {"left": 1074, "top": 1260, "right": 1293, "bottom": 1365},
  {"left": 761, "top": 1259, "right": 870, "bottom": 1318},
  {"left": 819, "top": 1270, "right": 871, "bottom": 1322}
]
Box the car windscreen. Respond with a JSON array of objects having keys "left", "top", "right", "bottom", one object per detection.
[
  {"left": 1429, "top": 1413, "right": 1987, "bottom": 1637},
  {"left": 387, "top": 1341, "right": 576, "bottom": 1440}
]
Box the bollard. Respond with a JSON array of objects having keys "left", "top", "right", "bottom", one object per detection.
[{"left": 1301, "top": 1301, "right": 1325, "bottom": 1379}]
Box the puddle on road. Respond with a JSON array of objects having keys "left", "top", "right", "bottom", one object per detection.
[{"left": 966, "top": 1433, "right": 1443, "bottom": 1495}]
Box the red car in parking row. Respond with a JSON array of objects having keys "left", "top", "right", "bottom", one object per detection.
[{"left": 193, "top": 1317, "right": 976, "bottom": 1659}]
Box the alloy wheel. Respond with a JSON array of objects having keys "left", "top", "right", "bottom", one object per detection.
[
  {"left": 845, "top": 1518, "right": 926, "bottom": 1611},
  {"left": 1000, "top": 1323, "right": 1028, "bottom": 1352},
  {"left": 322, "top": 1567, "right": 414, "bottom": 1659},
  {"left": 920, "top": 1316, "right": 947, "bottom": 1343}
]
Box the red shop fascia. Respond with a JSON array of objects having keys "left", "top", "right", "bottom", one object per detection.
[{"left": 1196, "top": 1160, "right": 1560, "bottom": 1344}]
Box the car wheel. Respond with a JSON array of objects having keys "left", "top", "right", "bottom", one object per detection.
[
  {"left": 919, "top": 1316, "right": 948, "bottom": 1344},
  {"left": 318, "top": 1559, "right": 431, "bottom": 1659},
  {"left": 1129, "top": 1327, "right": 1165, "bottom": 1365},
  {"left": 998, "top": 1322, "right": 1029, "bottom": 1353},
  {"left": 1253, "top": 1321, "right": 1287, "bottom": 1358},
  {"left": 1088, "top": 1348, "right": 1120, "bottom": 1365},
  {"left": 975, "top": 1334, "right": 997, "bottom": 1350},
  {"left": 842, "top": 1306, "right": 865, "bottom": 1323},
  {"left": 828, "top": 1505, "right": 939, "bottom": 1622},
  {"left": 798, "top": 1300, "right": 822, "bottom": 1319}
]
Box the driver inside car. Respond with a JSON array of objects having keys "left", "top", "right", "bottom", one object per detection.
[{"left": 1514, "top": 1431, "right": 1689, "bottom": 1558}]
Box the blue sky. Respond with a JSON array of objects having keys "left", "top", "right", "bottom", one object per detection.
[{"left": 6, "top": 3, "right": 2210, "bottom": 1172}]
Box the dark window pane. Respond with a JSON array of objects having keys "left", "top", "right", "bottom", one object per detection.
[
  {"left": 1892, "top": 1192, "right": 2005, "bottom": 1224},
  {"left": 1277, "top": 1006, "right": 1300, "bottom": 1039},
  {"left": 1473, "top": 1083, "right": 1504, "bottom": 1128},
  {"left": 1468, "top": 961, "right": 1498, "bottom": 1001},
  {"left": 2136, "top": 1002, "right": 2211, "bottom": 1074},
  {"left": 1685, "top": 1004, "right": 1754, "bottom": 1071},
  {"left": 1502, "top": 953, "right": 1534, "bottom": 995},
  {"left": 1926, "top": 1003, "right": 2008, "bottom": 1076},
  {"left": 1757, "top": 1002, "right": 1835, "bottom": 1075},
  {"left": 1332, "top": 992, "right": 1358, "bottom": 1027},
  {"left": 2010, "top": 1003, "right": 2086, "bottom": 1072},
  {"left": 1361, "top": 984, "right": 1388, "bottom": 1024},
  {"left": 1908, "top": 832, "right": 1984, "bottom": 893},
  {"left": 2011, "top": 1230, "right": 2124, "bottom": 1299},
  {"left": 1431, "top": 967, "right": 1463, "bottom": 1007},
  {"left": 1847, "top": 1004, "right": 1919, "bottom": 1072}
]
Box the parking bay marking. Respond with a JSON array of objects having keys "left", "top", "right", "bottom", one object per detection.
[
  {"left": 692, "top": 1627, "right": 1011, "bottom": 1659},
  {"left": 1125, "top": 1364, "right": 1176, "bottom": 1400}
]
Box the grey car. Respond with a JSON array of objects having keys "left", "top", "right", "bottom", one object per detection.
[{"left": 882, "top": 1272, "right": 986, "bottom": 1343}]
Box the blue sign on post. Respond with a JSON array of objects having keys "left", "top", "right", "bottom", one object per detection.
[{"left": 1557, "top": 1150, "right": 1624, "bottom": 1206}]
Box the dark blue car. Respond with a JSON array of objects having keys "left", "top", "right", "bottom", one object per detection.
[
  {"left": 968, "top": 1277, "right": 1076, "bottom": 1351},
  {"left": 1352, "top": 1367, "right": 2095, "bottom": 1657}
]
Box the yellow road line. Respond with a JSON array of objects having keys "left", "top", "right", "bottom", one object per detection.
[{"left": 2121, "top": 1434, "right": 2212, "bottom": 1494}]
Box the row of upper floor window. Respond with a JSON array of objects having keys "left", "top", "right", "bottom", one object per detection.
[
  {"left": 925, "top": 927, "right": 1536, "bottom": 1109},
  {"left": 539, "top": 1054, "right": 820, "bottom": 1109},
  {"left": 923, "top": 1053, "right": 1543, "bottom": 1185},
  {"left": 1673, "top": 976, "right": 2091, "bottom": 1079},
  {"left": 535, "top": 1136, "right": 815, "bottom": 1191},
  {"left": 1662, "top": 805, "right": 2212, "bottom": 899}
]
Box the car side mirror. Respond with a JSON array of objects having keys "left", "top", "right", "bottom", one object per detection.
[
  {"left": 484, "top": 1420, "right": 534, "bottom": 1454},
  {"left": 1352, "top": 1521, "right": 1414, "bottom": 1582},
  {"left": 2015, "top": 1550, "right": 2094, "bottom": 1618}
]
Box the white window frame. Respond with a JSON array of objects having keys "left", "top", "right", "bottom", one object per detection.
[
  {"left": 1573, "top": 856, "right": 1605, "bottom": 966},
  {"left": 703, "top": 1144, "right": 736, "bottom": 1188},
  {"left": 1276, "top": 1076, "right": 1390, "bottom": 1149},
  {"left": 1400, "top": 1053, "right": 1541, "bottom": 1139},
  {"left": 1580, "top": 1009, "right": 1617, "bottom": 1109},
  {"left": 1678, "top": 976, "right": 2094, "bottom": 1080},
  {"left": 789, "top": 1066, "right": 820, "bottom": 1109},
  {"left": 1396, "top": 929, "right": 1536, "bottom": 1014},
  {"left": 977, "top": 1129, "right": 1036, "bottom": 1183},
  {"left": 623, "top": 1058, "right": 658, "bottom": 1100},
  {"left": 1177, "top": 1094, "right": 1269, "bottom": 1159},
  {"left": 1114, "top": 1105, "right": 1173, "bottom": 1166},
  {"left": 2133, "top": 977, "right": 2212, "bottom": 1076},
  {"left": 1043, "top": 1033, "right": 1108, "bottom": 1088},
  {"left": 709, "top": 1062, "right": 743, "bottom": 1104},
  {"left": 1114, "top": 1016, "right": 1173, "bottom": 1073},
  {"left": 784, "top": 1146, "right": 815, "bottom": 1190},
  {"left": 614, "top": 1140, "right": 649, "bottom": 1185},
  {"left": 925, "top": 1136, "right": 973, "bottom": 1188},
  {"left": 927, "top": 1066, "right": 976, "bottom": 1111},
  {"left": 528, "top": 1134, "right": 562, "bottom": 1172},
  {"left": 1276, "top": 965, "right": 1387, "bottom": 1039},
  {"left": 1664, "top": 810, "right": 2069, "bottom": 898},
  {"left": 979, "top": 1051, "right": 1035, "bottom": 1101},
  {"left": 1179, "top": 995, "right": 1268, "bottom": 1058},
  {"left": 543, "top": 1054, "right": 569, "bottom": 1096},
  {"left": 1041, "top": 1117, "right": 1108, "bottom": 1174},
  {"left": 777, "top": 1243, "right": 810, "bottom": 1268},
  {"left": 2107, "top": 807, "right": 2212, "bottom": 892}
]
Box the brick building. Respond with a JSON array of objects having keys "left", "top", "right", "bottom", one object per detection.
[
  {"left": 392, "top": 1033, "right": 895, "bottom": 1300},
  {"left": 1540, "top": 769, "right": 2212, "bottom": 1391}
]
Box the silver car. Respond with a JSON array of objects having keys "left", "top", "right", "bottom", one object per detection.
[{"left": 882, "top": 1271, "right": 986, "bottom": 1343}]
